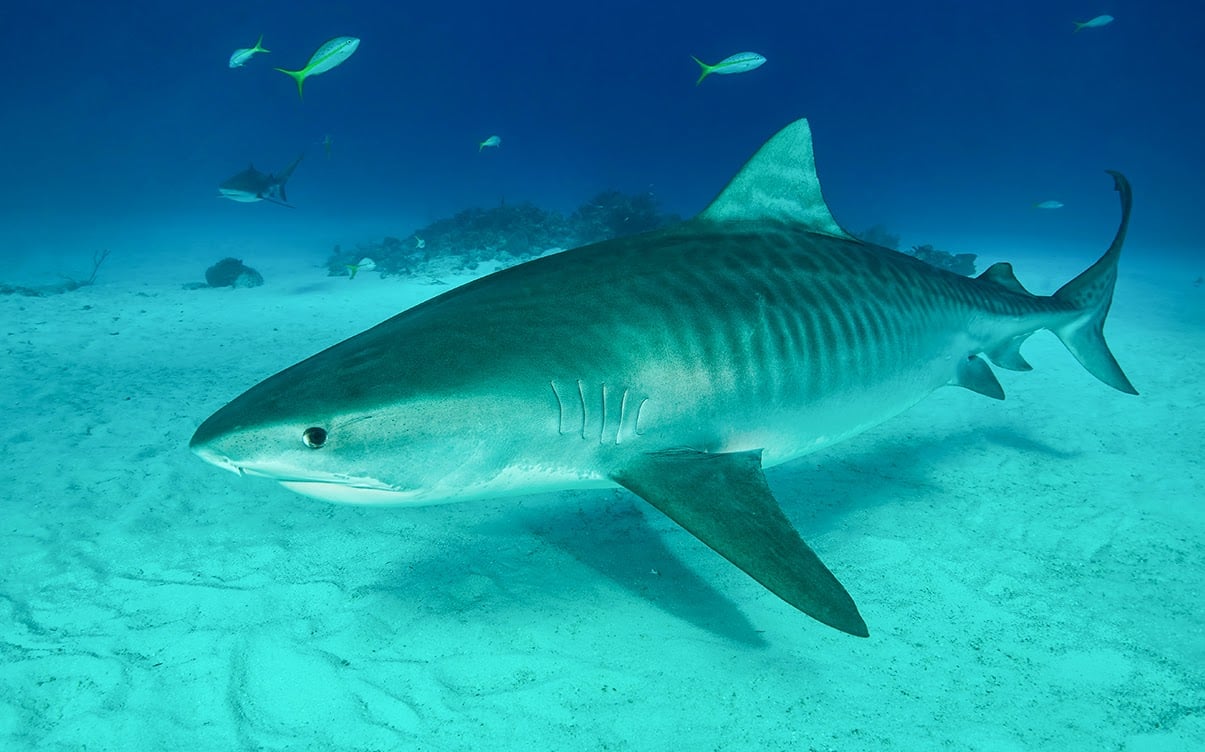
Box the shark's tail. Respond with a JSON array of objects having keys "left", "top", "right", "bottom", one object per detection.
[
  {"left": 1048, "top": 171, "right": 1137, "bottom": 394},
  {"left": 274, "top": 154, "right": 305, "bottom": 204},
  {"left": 275, "top": 67, "right": 306, "bottom": 100}
]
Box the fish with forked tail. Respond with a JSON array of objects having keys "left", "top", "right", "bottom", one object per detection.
[
  {"left": 691, "top": 52, "right": 766, "bottom": 85},
  {"left": 275, "top": 36, "right": 360, "bottom": 100},
  {"left": 229, "top": 34, "right": 269, "bottom": 68}
]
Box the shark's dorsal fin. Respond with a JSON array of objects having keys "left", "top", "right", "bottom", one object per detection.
[
  {"left": 698, "top": 118, "right": 855, "bottom": 240},
  {"left": 977, "top": 262, "right": 1033, "bottom": 296}
]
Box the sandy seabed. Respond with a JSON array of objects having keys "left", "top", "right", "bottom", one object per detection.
[{"left": 1, "top": 247, "right": 1202, "bottom": 751}]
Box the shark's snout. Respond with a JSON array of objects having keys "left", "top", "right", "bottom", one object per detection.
[
  {"left": 195, "top": 451, "right": 244, "bottom": 477},
  {"left": 189, "top": 424, "right": 242, "bottom": 476}
]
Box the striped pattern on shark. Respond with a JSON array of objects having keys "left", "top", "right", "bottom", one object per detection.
[{"left": 191, "top": 119, "right": 1135, "bottom": 637}]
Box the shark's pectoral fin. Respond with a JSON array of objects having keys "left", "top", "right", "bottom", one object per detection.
[{"left": 611, "top": 449, "right": 868, "bottom": 637}]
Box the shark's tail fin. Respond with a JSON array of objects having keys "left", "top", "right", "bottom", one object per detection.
[
  {"left": 275, "top": 67, "right": 306, "bottom": 100},
  {"left": 1049, "top": 171, "right": 1137, "bottom": 394},
  {"left": 274, "top": 154, "right": 305, "bottom": 205}
]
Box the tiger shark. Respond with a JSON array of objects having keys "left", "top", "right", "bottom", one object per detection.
[
  {"left": 191, "top": 119, "right": 1135, "bottom": 637},
  {"left": 218, "top": 155, "right": 304, "bottom": 206}
]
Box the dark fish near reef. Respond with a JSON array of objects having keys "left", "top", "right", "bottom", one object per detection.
[{"left": 218, "top": 155, "right": 304, "bottom": 206}]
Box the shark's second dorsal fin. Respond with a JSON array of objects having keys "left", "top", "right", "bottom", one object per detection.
[
  {"left": 977, "top": 262, "right": 1034, "bottom": 296},
  {"left": 698, "top": 118, "right": 855, "bottom": 240}
]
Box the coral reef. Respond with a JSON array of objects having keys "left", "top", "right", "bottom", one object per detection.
[
  {"left": 855, "top": 224, "right": 901, "bottom": 250},
  {"left": 326, "top": 191, "right": 676, "bottom": 279},
  {"left": 856, "top": 227, "right": 976, "bottom": 276},
  {"left": 203, "top": 258, "right": 264, "bottom": 288},
  {"left": 570, "top": 190, "right": 674, "bottom": 246},
  {"left": 907, "top": 244, "right": 977, "bottom": 276}
]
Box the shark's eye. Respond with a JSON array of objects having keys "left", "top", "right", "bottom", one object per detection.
[{"left": 302, "top": 427, "right": 328, "bottom": 449}]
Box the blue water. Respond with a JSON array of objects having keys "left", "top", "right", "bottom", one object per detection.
[
  {"left": 2, "top": 1, "right": 1202, "bottom": 749},
  {"left": 2, "top": 0, "right": 1202, "bottom": 265}
]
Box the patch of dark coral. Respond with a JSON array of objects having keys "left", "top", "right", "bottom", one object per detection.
[
  {"left": 907, "top": 244, "right": 977, "bottom": 276},
  {"left": 202, "top": 258, "right": 264, "bottom": 288},
  {"left": 327, "top": 191, "right": 677, "bottom": 278}
]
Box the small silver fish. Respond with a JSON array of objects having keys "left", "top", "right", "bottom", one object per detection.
[
  {"left": 1034, "top": 200, "right": 1065, "bottom": 210},
  {"left": 479, "top": 135, "right": 501, "bottom": 153},
  {"left": 1074, "top": 15, "right": 1114, "bottom": 33},
  {"left": 691, "top": 52, "right": 766, "bottom": 85},
  {"left": 229, "top": 34, "right": 269, "bottom": 68}
]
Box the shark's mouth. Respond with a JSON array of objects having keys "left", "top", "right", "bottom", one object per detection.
[
  {"left": 276, "top": 480, "right": 423, "bottom": 505},
  {"left": 193, "top": 445, "right": 418, "bottom": 504}
]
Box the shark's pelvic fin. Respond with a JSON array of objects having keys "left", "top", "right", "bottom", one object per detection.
[
  {"left": 1050, "top": 171, "right": 1137, "bottom": 395},
  {"left": 611, "top": 448, "right": 869, "bottom": 637},
  {"left": 951, "top": 354, "right": 1006, "bottom": 399},
  {"left": 985, "top": 336, "right": 1034, "bottom": 372},
  {"left": 698, "top": 118, "right": 856, "bottom": 241}
]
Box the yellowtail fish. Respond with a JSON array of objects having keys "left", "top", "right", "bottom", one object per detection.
[
  {"left": 276, "top": 36, "right": 360, "bottom": 100},
  {"left": 691, "top": 52, "right": 766, "bottom": 85},
  {"left": 229, "top": 34, "right": 269, "bottom": 68}
]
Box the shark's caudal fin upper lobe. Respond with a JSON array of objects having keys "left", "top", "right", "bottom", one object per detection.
[
  {"left": 274, "top": 154, "right": 304, "bottom": 205},
  {"left": 1049, "top": 171, "right": 1137, "bottom": 395}
]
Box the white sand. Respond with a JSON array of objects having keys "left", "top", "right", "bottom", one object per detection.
[{"left": 1, "top": 248, "right": 1202, "bottom": 751}]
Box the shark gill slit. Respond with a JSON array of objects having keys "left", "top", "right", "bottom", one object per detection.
[
  {"left": 599, "top": 383, "right": 608, "bottom": 444},
  {"left": 549, "top": 381, "right": 566, "bottom": 435},
  {"left": 616, "top": 389, "right": 629, "bottom": 444},
  {"left": 576, "top": 379, "right": 587, "bottom": 440},
  {"left": 634, "top": 397, "right": 648, "bottom": 435}
]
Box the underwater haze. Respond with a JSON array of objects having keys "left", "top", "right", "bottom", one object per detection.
[
  {"left": 1, "top": 0, "right": 1203, "bottom": 272},
  {"left": 2, "top": 1, "right": 1203, "bottom": 750}
]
